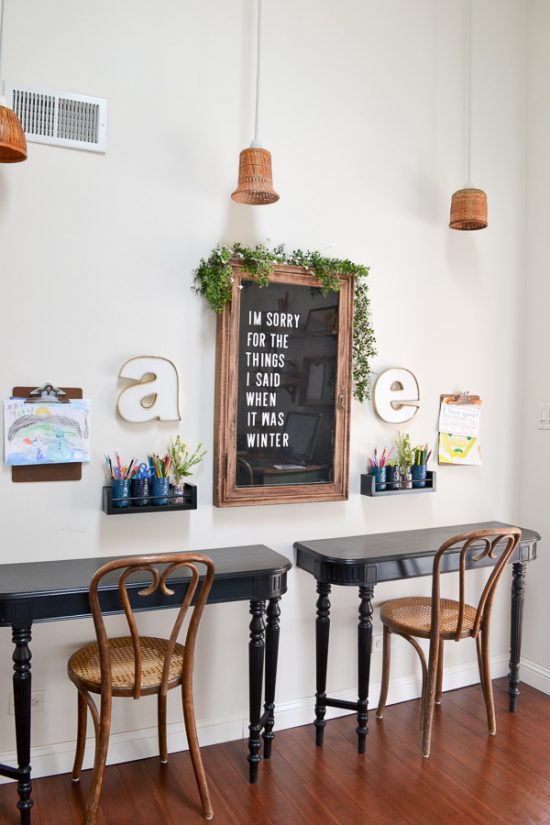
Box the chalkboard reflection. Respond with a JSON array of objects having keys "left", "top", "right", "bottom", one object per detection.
[{"left": 236, "top": 281, "right": 338, "bottom": 487}]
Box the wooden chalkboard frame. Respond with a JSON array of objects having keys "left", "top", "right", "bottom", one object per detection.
[{"left": 214, "top": 261, "right": 353, "bottom": 507}]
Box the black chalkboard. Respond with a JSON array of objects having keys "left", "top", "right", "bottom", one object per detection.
[{"left": 236, "top": 280, "right": 339, "bottom": 488}]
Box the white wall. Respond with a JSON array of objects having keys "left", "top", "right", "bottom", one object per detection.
[
  {"left": 518, "top": 0, "right": 550, "bottom": 691},
  {"left": 0, "top": 0, "right": 527, "bottom": 776}
]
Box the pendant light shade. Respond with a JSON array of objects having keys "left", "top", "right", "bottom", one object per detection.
[
  {"left": 449, "top": 187, "right": 487, "bottom": 231},
  {"left": 449, "top": 0, "right": 486, "bottom": 231},
  {"left": 0, "top": 0, "right": 26, "bottom": 163},
  {"left": 232, "top": 146, "right": 278, "bottom": 205},
  {"left": 231, "top": 0, "right": 279, "bottom": 205},
  {"left": 0, "top": 104, "right": 27, "bottom": 162}
]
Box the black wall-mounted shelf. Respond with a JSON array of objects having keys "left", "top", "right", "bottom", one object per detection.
[
  {"left": 360, "top": 471, "right": 437, "bottom": 497},
  {"left": 102, "top": 484, "right": 197, "bottom": 515}
]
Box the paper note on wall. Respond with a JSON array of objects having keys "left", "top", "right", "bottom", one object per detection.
[
  {"left": 4, "top": 398, "right": 91, "bottom": 466},
  {"left": 438, "top": 395, "right": 482, "bottom": 466}
]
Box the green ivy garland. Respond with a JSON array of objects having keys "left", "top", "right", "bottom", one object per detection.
[{"left": 193, "top": 243, "right": 377, "bottom": 402}]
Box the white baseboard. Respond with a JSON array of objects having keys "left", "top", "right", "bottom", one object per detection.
[
  {"left": 518, "top": 656, "right": 550, "bottom": 695},
  {"left": 0, "top": 654, "right": 509, "bottom": 784}
]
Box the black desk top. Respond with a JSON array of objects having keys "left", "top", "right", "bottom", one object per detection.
[
  {"left": 294, "top": 521, "right": 540, "bottom": 587},
  {"left": 295, "top": 521, "right": 540, "bottom": 564},
  {"left": 0, "top": 545, "right": 291, "bottom": 626}
]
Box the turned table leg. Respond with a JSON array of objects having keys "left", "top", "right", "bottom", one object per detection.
[
  {"left": 262, "top": 597, "right": 281, "bottom": 760},
  {"left": 357, "top": 585, "right": 374, "bottom": 754},
  {"left": 509, "top": 561, "right": 527, "bottom": 712},
  {"left": 315, "top": 582, "right": 331, "bottom": 746},
  {"left": 248, "top": 600, "right": 265, "bottom": 783},
  {"left": 13, "top": 624, "right": 33, "bottom": 825}
]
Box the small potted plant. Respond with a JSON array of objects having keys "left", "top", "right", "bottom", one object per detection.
[
  {"left": 167, "top": 436, "right": 207, "bottom": 502},
  {"left": 395, "top": 432, "right": 414, "bottom": 489}
]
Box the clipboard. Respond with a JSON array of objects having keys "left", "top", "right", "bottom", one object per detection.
[
  {"left": 11, "top": 385, "right": 84, "bottom": 483},
  {"left": 438, "top": 391, "right": 482, "bottom": 466},
  {"left": 440, "top": 391, "right": 481, "bottom": 406}
]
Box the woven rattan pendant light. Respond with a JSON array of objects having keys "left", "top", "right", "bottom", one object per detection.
[
  {"left": 231, "top": 0, "right": 278, "bottom": 205},
  {"left": 449, "top": 0, "right": 486, "bottom": 230},
  {"left": 0, "top": 0, "right": 26, "bottom": 162}
]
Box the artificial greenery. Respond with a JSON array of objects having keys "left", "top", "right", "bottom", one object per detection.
[
  {"left": 395, "top": 432, "right": 415, "bottom": 471},
  {"left": 167, "top": 436, "right": 207, "bottom": 483},
  {"left": 193, "top": 242, "right": 377, "bottom": 402}
]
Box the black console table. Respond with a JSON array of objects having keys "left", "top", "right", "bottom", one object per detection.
[
  {"left": 0, "top": 545, "right": 291, "bottom": 825},
  {"left": 294, "top": 521, "right": 539, "bottom": 753}
]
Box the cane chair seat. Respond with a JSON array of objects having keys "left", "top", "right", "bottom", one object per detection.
[
  {"left": 68, "top": 636, "right": 185, "bottom": 696},
  {"left": 380, "top": 597, "right": 477, "bottom": 640}
]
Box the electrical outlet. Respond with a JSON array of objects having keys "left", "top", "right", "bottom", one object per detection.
[
  {"left": 373, "top": 635, "right": 384, "bottom": 653},
  {"left": 538, "top": 403, "right": 550, "bottom": 430},
  {"left": 8, "top": 690, "right": 46, "bottom": 716}
]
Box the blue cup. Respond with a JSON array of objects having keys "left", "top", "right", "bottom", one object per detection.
[
  {"left": 151, "top": 477, "right": 170, "bottom": 506},
  {"left": 112, "top": 478, "right": 130, "bottom": 508},
  {"left": 411, "top": 464, "right": 427, "bottom": 488},
  {"left": 131, "top": 478, "right": 150, "bottom": 506},
  {"left": 369, "top": 466, "right": 387, "bottom": 491}
]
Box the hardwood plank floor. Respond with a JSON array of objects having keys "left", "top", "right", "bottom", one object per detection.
[{"left": 2, "top": 679, "right": 550, "bottom": 825}]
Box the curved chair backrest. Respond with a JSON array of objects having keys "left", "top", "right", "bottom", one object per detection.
[
  {"left": 236, "top": 457, "right": 254, "bottom": 486},
  {"left": 431, "top": 527, "right": 521, "bottom": 641},
  {"left": 88, "top": 553, "right": 215, "bottom": 699}
]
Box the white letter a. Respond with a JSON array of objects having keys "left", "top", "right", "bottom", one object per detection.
[{"left": 117, "top": 356, "right": 181, "bottom": 422}]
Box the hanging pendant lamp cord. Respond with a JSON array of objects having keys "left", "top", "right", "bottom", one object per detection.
[
  {"left": 0, "top": 0, "right": 5, "bottom": 86},
  {"left": 251, "top": 0, "right": 262, "bottom": 148},
  {"left": 466, "top": 0, "right": 472, "bottom": 186}
]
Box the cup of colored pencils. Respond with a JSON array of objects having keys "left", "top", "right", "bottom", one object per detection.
[
  {"left": 105, "top": 453, "right": 135, "bottom": 507},
  {"left": 411, "top": 444, "right": 430, "bottom": 488},
  {"left": 149, "top": 454, "right": 171, "bottom": 505},
  {"left": 368, "top": 447, "right": 393, "bottom": 492}
]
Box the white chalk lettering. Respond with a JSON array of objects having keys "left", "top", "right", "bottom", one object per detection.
[
  {"left": 245, "top": 352, "right": 285, "bottom": 368},
  {"left": 265, "top": 313, "right": 301, "bottom": 328},
  {"left": 246, "top": 331, "right": 266, "bottom": 347},
  {"left": 261, "top": 411, "right": 285, "bottom": 427},
  {"left": 269, "top": 333, "right": 289, "bottom": 348},
  {"left": 245, "top": 391, "right": 277, "bottom": 407},
  {"left": 246, "top": 432, "right": 290, "bottom": 448},
  {"left": 255, "top": 372, "right": 281, "bottom": 388}
]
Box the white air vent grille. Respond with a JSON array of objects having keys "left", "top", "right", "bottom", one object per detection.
[{"left": 5, "top": 84, "right": 107, "bottom": 153}]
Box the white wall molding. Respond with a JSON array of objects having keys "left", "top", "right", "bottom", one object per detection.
[
  {"left": 0, "top": 655, "right": 508, "bottom": 784},
  {"left": 518, "top": 657, "right": 550, "bottom": 696},
  {"left": 0, "top": 710, "right": 246, "bottom": 785}
]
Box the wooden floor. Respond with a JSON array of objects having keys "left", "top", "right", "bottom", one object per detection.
[{"left": 2, "top": 678, "right": 550, "bottom": 825}]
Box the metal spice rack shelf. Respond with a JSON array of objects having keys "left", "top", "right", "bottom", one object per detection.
[
  {"left": 102, "top": 484, "right": 197, "bottom": 514},
  {"left": 360, "top": 471, "right": 437, "bottom": 497}
]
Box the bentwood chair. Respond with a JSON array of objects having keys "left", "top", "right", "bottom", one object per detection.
[
  {"left": 376, "top": 527, "right": 521, "bottom": 758},
  {"left": 68, "top": 553, "right": 215, "bottom": 825}
]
